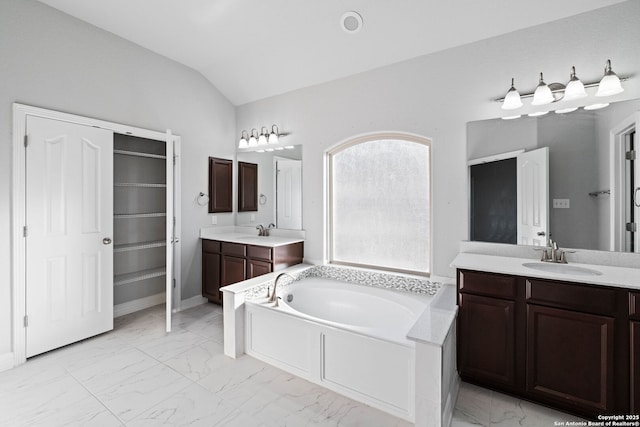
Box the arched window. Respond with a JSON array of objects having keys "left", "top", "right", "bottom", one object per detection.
[{"left": 327, "top": 133, "right": 431, "bottom": 275}]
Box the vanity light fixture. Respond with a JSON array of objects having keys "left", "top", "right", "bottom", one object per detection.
[
  {"left": 563, "top": 66, "right": 587, "bottom": 101},
  {"left": 501, "top": 78, "right": 523, "bottom": 110},
  {"left": 237, "top": 124, "right": 289, "bottom": 150},
  {"left": 596, "top": 59, "right": 624, "bottom": 97},
  {"left": 532, "top": 73, "right": 555, "bottom": 106},
  {"left": 238, "top": 130, "right": 249, "bottom": 149},
  {"left": 495, "top": 60, "right": 628, "bottom": 119},
  {"left": 248, "top": 128, "right": 258, "bottom": 147}
]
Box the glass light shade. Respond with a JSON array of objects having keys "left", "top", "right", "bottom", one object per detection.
[
  {"left": 532, "top": 73, "right": 554, "bottom": 106},
  {"left": 584, "top": 103, "right": 609, "bottom": 111},
  {"left": 564, "top": 67, "right": 587, "bottom": 101},
  {"left": 268, "top": 133, "right": 279, "bottom": 144},
  {"left": 596, "top": 60, "right": 624, "bottom": 97},
  {"left": 501, "top": 78, "right": 523, "bottom": 110},
  {"left": 258, "top": 134, "right": 267, "bottom": 145},
  {"left": 248, "top": 129, "right": 258, "bottom": 147},
  {"left": 238, "top": 130, "right": 249, "bottom": 149}
]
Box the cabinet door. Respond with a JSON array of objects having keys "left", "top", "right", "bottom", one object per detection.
[
  {"left": 222, "top": 255, "right": 246, "bottom": 286},
  {"left": 202, "top": 251, "right": 221, "bottom": 303},
  {"left": 458, "top": 293, "right": 516, "bottom": 388},
  {"left": 527, "top": 304, "right": 614, "bottom": 415},
  {"left": 248, "top": 259, "right": 272, "bottom": 279},
  {"left": 238, "top": 161, "right": 258, "bottom": 212},
  {"left": 208, "top": 157, "right": 232, "bottom": 213},
  {"left": 632, "top": 321, "right": 640, "bottom": 414}
]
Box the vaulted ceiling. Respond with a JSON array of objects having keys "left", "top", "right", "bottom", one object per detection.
[{"left": 37, "top": 0, "right": 627, "bottom": 106}]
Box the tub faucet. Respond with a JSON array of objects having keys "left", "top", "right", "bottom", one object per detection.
[{"left": 268, "top": 272, "right": 295, "bottom": 305}]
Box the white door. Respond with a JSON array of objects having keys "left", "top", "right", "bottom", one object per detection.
[
  {"left": 25, "top": 116, "right": 114, "bottom": 357},
  {"left": 517, "top": 147, "right": 549, "bottom": 246},
  {"left": 276, "top": 159, "right": 302, "bottom": 229},
  {"left": 165, "top": 131, "right": 174, "bottom": 332}
]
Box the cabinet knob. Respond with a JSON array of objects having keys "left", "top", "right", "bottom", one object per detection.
[{"left": 103, "top": 237, "right": 112, "bottom": 245}]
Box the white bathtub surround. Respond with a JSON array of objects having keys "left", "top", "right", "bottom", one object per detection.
[{"left": 222, "top": 264, "right": 458, "bottom": 426}]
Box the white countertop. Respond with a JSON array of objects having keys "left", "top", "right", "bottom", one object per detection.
[
  {"left": 200, "top": 229, "right": 304, "bottom": 248},
  {"left": 451, "top": 252, "right": 640, "bottom": 291}
]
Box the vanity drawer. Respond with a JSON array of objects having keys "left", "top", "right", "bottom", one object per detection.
[
  {"left": 526, "top": 279, "right": 616, "bottom": 315},
  {"left": 458, "top": 270, "right": 517, "bottom": 300},
  {"left": 631, "top": 292, "right": 640, "bottom": 319},
  {"left": 221, "top": 242, "right": 246, "bottom": 257},
  {"left": 202, "top": 239, "right": 221, "bottom": 253},
  {"left": 248, "top": 245, "right": 273, "bottom": 261}
]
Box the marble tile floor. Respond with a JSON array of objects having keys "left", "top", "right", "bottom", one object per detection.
[{"left": 0, "top": 303, "right": 587, "bottom": 427}]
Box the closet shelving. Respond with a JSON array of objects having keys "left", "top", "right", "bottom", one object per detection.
[{"left": 113, "top": 134, "right": 168, "bottom": 305}]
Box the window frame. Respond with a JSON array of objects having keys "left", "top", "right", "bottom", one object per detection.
[{"left": 326, "top": 132, "right": 433, "bottom": 276}]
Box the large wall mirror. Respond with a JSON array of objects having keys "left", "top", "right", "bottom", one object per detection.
[
  {"left": 467, "top": 98, "right": 640, "bottom": 253},
  {"left": 236, "top": 146, "right": 303, "bottom": 230}
]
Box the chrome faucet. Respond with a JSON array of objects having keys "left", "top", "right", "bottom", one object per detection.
[
  {"left": 256, "top": 224, "right": 266, "bottom": 236},
  {"left": 538, "top": 238, "right": 573, "bottom": 263},
  {"left": 268, "top": 272, "right": 295, "bottom": 306}
]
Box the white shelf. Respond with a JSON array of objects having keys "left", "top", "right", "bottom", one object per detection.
[
  {"left": 114, "top": 240, "right": 167, "bottom": 253},
  {"left": 114, "top": 212, "right": 166, "bottom": 219},
  {"left": 114, "top": 182, "right": 167, "bottom": 188},
  {"left": 114, "top": 267, "right": 166, "bottom": 286},
  {"left": 114, "top": 149, "right": 166, "bottom": 159}
]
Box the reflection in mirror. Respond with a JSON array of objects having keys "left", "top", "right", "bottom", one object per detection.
[
  {"left": 236, "top": 146, "right": 302, "bottom": 230},
  {"left": 467, "top": 98, "right": 640, "bottom": 253}
]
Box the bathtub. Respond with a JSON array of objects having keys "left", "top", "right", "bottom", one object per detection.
[{"left": 243, "top": 277, "right": 434, "bottom": 422}]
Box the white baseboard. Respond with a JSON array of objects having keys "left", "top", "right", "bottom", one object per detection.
[
  {"left": 179, "top": 295, "right": 208, "bottom": 312},
  {"left": 0, "top": 352, "right": 14, "bottom": 372},
  {"left": 114, "top": 292, "right": 165, "bottom": 318}
]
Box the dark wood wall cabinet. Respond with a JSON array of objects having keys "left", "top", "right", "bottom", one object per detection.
[
  {"left": 238, "top": 161, "right": 258, "bottom": 212},
  {"left": 202, "top": 239, "right": 303, "bottom": 304},
  {"left": 457, "top": 269, "right": 632, "bottom": 420},
  {"left": 208, "top": 157, "right": 233, "bottom": 213}
]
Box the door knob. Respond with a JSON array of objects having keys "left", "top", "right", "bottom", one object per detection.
[
  {"left": 536, "top": 231, "right": 546, "bottom": 236},
  {"left": 103, "top": 237, "right": 112, "bottom": 245}
]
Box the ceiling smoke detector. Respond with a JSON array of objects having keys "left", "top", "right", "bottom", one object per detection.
[{"left": 340, "top": 11, "right": 363, "bottom": 34}]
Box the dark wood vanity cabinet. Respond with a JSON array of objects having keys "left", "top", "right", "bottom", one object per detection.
[
  {"left": 238, "top": 161, "right": 258, "bottom": 212},
  {"left": 202, "top": 239, "right": 303, "bottom": 304},
  {"left": 208, "top": 157, "right": 233, "bottom": 213},
  {"left": 457, "top": 269, "right": 630, "bottom": 419},
  {"left": 457, "top": 270, "right": 523, "bottom": 391}
]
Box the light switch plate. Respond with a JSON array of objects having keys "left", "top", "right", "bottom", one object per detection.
[
  {"left": 211, "top": 215, "right": 217, "bottom": 225},
  {"left": 553, "top": 199, "right": 570, "bottom": 209}
]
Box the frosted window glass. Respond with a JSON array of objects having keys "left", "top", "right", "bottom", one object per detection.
[{"left": 331, "top": 139, "right": 430, "bottom": 273}]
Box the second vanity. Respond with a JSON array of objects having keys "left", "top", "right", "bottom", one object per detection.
[
  {"left": 200, "top": 228, "right": 304, "bottom": 304},
  {"left": 451, "top": 249, "right": 640, "bottom": 419}
]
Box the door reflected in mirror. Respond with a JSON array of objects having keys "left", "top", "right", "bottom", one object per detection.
[
  {"left": 467, "top": 98, "right": 640, "bottom": 253},
  {"left": 236, "top": 146, "right": 302, "bottom": 230}
]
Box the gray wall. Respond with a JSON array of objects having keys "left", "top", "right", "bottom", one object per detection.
[
  {"left": 236, "top": 1, "right": 640, "bottom": 274},
  {"left": 0, "top": 0, "right": 236, "bottom": 356}
]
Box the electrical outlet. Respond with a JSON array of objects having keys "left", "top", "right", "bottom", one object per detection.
[
  {"left": 210, "top": 215, "right": 217, "bottom": 225},
  {"left": 553, "top": 199, "right": 570, "bottom": 209}
]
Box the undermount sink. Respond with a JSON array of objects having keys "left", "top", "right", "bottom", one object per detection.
[{"left": 522, "top": 262, "right": 603, "bottom": 276}]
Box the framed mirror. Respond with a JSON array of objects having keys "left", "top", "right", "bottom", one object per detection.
[
  {"left": 236, "top": 145, "right": 303, "bottom": 230},
  {"left": 467, "top": 98, "right": 640, "bottom": 252}
]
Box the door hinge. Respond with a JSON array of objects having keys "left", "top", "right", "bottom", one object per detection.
[
  {"left": 24, "top": 315, "right": 29, "bottom": 327},
  {"left": 23, "top": 135, "right": 28, "bottom": 148},
  {"left": 626, "top": 150, "right": 636, "bottom": 161},
  {"left": 627, "top": 222, "right": 637, "bottom": 233},
  {"left": 23, "top": 226, "right": 28, "bottom": 237}
]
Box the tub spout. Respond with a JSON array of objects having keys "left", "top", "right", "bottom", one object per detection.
[{"left": 268, "top": 272, "right": 295, "bottom": 304}]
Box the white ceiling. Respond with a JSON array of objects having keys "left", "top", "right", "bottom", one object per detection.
[{"left": 37, "top": 0, "right": 627, "bottom": 106}]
